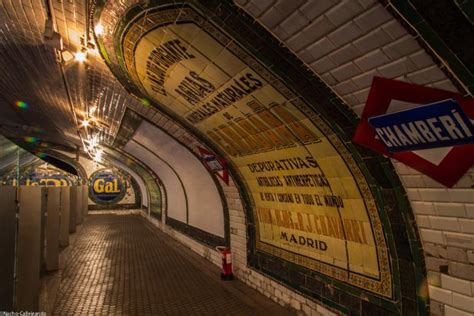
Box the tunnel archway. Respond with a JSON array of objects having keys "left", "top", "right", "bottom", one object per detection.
[
  {"left": 94, "top": 1, "right": 428, "bottom": 314},
  {"left": 113, "top": 109, "right": 229, "bottom": 246},
  {"left": 104, "top": 147, "right": 165, "bottom": 218}
]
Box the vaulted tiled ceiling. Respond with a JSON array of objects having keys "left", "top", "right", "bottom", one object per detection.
[
  {"left": 0, "top": 136, "right": 38, "bottom": 176},
  {"left": 0, "top": 0, "right": 470, "bottom": 159},
  {"left": 0, "top": 1, "right": 74, "bottom": 147},
  {"left": 0, "top": 0, "right": 137, "bottom": 155}
]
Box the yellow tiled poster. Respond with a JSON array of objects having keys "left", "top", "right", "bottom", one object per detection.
[{"left": 123, "top": 10, "right": 392, "bottom": 297}]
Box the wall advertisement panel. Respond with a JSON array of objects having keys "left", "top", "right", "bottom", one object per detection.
[
  {"left": 1, "top": 165, "right": 76, "bottom": 186},
  {"left": 118, "top": 7, "right": 392, "bottom": 297}
]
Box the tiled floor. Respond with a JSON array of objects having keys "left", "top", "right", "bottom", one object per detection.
[{"left": 52, "top": 215, "right": 293, "bottom": 315}]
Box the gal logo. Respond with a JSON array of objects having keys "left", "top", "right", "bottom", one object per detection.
[{"left": 89, "top": 169, "right": 125, "bottom": 204}]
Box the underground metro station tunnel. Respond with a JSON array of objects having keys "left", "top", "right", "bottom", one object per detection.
[{"left": 0, "top": 1, "right": 473, "bottom": 315}]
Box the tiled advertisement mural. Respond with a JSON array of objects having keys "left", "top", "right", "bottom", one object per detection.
[
  {"left": 122, "top": 13, "right": 391, "bottom": 296},
  {"left": 95, "top": 1, "right": 427, "bottom": 313}
]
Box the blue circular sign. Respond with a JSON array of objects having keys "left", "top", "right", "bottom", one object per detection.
[{"left": 89, "top": 169, "right": 125, "bottom": 204}]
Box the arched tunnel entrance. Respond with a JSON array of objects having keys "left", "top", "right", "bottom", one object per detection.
[{"left": 1, "top": 0, "right": 474, "bottom": 315}]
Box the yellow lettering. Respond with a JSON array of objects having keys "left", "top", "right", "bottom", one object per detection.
[
  {"left": 95, "top": 178, "right": 120, "bottom": 194},
  {"left": 40, "top": 179, "right": 61, "bottom": 187},
  {"left": 105, "top": 181, "right": 114, "bottom": 193},
  {"left": 94, "top": 178, "right": 105, "bottom": 193}
]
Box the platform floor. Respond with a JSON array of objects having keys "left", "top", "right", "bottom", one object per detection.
[{"left": 52, "top": 215, "right": 293, "bottom": 315}]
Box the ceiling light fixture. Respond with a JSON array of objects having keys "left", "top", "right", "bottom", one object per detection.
[
  {"left": 74, "top": 51, "right": 87, "bottom": 63},
  {"left": 81, "top": 119, "right": 90, "bottom": 128},
  {"left": 94, "top": 24, "right": 104, "bottom": 36},
  {"left": 94, "top": 149, "right": 103, "bottom": 162}
]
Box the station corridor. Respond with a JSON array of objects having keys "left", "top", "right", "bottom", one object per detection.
[{"left": 52, "top": 215, "right": 291, "bottom": 315}]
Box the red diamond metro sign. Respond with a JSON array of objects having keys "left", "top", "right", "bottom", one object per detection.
[
  {"left": 197, "top": 146, "right": 229, "bottom": 185},
  {"left": 353, "top": 77, "right": 474, "bottom": 187}
]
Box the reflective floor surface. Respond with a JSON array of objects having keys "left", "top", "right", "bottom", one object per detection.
[{"left": 52, "top": 215, "right": 292, "bottom": 315}]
